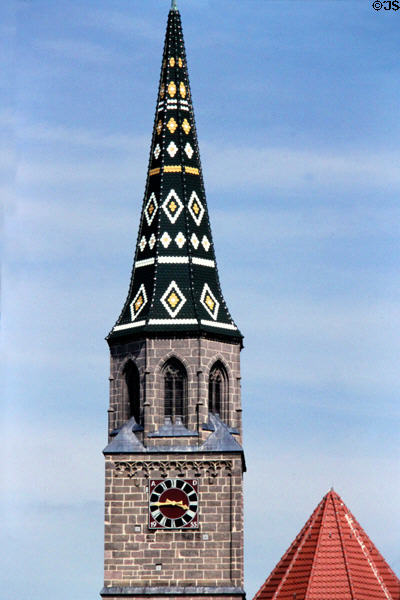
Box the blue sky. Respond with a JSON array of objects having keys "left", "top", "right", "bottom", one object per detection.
[{"left": 3, "top": 1, "right": 400, "bottom": 598}]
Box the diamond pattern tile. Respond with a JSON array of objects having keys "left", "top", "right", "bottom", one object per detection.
[
  {"left": 160, "top": 231, "right": 172, "bottom": 248},
  {"left": 175, "top": 232, "right": 186, "bottom": 248},
  {"left": 184, "top": 142, "right": 194, "bottom": 159},
  {"left": 162, "top": 189, "right": 184, "bottom": 224},
  {"left": 188, "top": 191, "right": 205, "bottom": 226},
  {"left": 167, "top": 141, "right": 178, "bottom": 157},
  {"left": 144, "top": 193, "right": 158, "bottom": 226},
  {"left": 161, "top": 280, "right": 187, "bottom": 317},
  {"left": 110, "top": 6, "right": 241, "bottom": 341}
]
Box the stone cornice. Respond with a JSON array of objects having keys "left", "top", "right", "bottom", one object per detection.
[
  {"left": 101, "top": 586, "right": 245, "bottom": 597},
  {"left": 113, "top": 458, "right": 233, "bottom": 479}
]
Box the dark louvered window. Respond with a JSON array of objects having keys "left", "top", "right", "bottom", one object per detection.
[
  {"left": 208, "top": 362, "right": 227, "bottom": 420},
  {"left": 164, "top": 359, "right": 187, "bottom": 424},
  {"left": 124, "top": 360, "right": 141, "bottom": 424}
]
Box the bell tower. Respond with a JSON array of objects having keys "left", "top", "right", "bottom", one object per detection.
[{"left": 101, "top": 5, "right": 245, "bottom": 600}]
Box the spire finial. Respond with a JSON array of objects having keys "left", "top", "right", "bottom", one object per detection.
[{"left": 171, "top": 0, "right": 178, "bottom": 10}]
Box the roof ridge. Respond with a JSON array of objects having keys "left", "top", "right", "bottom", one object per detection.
[
  {"left": 270, "top": 494, "right": 325, "bottom": 600},
  {"left": 173, "top": 13, "right": 200, "bottom": 326},
  {"left": 343, "top": 504, "right": 394, "bottom": 600},
  {"left": 303, "top": 491, "right": 331, "bottom": 599},
  {"left": 145, "top": 13, "right": 173, "bottom": 329},
  {"left": 253, "top": 494, "right": 326, "bottom": 600},
  {"left": 331, "top": 491, "right": 356, "bottom": 600}
]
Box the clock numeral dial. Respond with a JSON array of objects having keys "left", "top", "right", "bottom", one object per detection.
[{"left": 149, "top": 478, "right": 199, "bottom": 529}]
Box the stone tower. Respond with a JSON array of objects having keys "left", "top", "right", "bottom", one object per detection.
[{"left": 101, "top": 5, "right": 245, "bottom": 600}]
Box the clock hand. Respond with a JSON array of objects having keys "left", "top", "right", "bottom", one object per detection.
[
  {"left": 151, "top": 499, "right": 189, "bottom": 510},
  {"left": 171, "top": 500, "right": 189, "bottom": 510},
  {"left": 154, "top": 500, "right": 188, "bottom": 509}
]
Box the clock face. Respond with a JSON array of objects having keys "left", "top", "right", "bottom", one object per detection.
[{"left": 149, "top": 478, "right": 199, "bottom": 529}]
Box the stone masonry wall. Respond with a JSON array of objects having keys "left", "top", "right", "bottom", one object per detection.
[
  {"left": 109, "top": 337, "right": 242, "bottom": 443},
  {"left": 103, "top": 453, "right": 244, "bottom": 591},
  {"left": 108, "top": 339, "right": 146, "bottom": 436}
]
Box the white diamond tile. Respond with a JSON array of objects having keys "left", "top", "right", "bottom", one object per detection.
[{"left": 160, "top": 231, "right": 172, "bottom": 248}]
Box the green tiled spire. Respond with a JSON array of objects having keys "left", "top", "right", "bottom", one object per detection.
[{"left": 109, "top": 7, "right": 241, "bottom": 342}]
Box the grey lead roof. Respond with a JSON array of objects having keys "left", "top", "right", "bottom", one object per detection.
[{"left": 103, "top": 414, "right": 243, "bottom": 455}]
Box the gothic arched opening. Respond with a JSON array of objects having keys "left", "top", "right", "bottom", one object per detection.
[
  {"left": 123, "top": 360, "right": 141, "bottom": 424},
  {"left": 163, "top": 358, "right": 187, "bottom": 426},
  {"left": 208, "top": 361, "right": 228, "bottom": 421}
]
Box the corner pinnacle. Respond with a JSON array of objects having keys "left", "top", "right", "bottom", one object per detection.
[{"left": 171, "top": 0, "right": 178, "bottom": 10}]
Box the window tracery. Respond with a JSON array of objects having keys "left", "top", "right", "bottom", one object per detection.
[
  {"left": 208, "top": 361, "right": 228, "bottom": 420},
  {"left": 163, "top": 358, "right": 187, "bottom": 425}
]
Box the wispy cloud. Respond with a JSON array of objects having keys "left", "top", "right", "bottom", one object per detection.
[
  {"left": 213, "top": 205, "right": 400, "bottom": 240},
  {"left": 8, "top": 183, "right": 398, "bottom": 269},
  {"left": 11, "top": 120, "right": 149, "bottom": 186},
  {"left": 5, "top": 418, "right": 103, "bottom": 505},
  {"left": 11, "top": 118, "right": 400, "bottom": 195},
  {"left": 0, "top": 109, "right": 17, "bottom": 179},
  {"left": 238, "top": 293, "right": 400, "bottom": 395},
  {"left": 202, "top": 142, "right": 400, "bottom": 192},
  {"left": 33, "top": 38, "right": 123, "bottom": 65},
  {"left": 15, "top": 141, "right": 400, "bottom": 196},
  {"left": 16, "top": 155, "right": 143, "bottom": 186},
  {"left": 85, "top": 8, "right": 162, "bottom": 41},
  {"left": 18, "top": 121, "right": 144, "bottom": 150},
  {"left": 5, "top": 195, "right": 137, "bottom": 263}
]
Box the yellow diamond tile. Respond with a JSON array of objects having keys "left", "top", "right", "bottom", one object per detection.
[
  {"left": 169, "top": 200, "right": 177, "bottom": 213},
  {"left": 168, "top": 81, "right": 176, "bottom": 97},
  {"left": 179, "top": 82, "right": 186, "bottom": 98},
  {"left": 167, "top": 118, "right": 178, "bottom": 134},
  {"left": 134, "top": 296, "right": 144, "bottom": 312},
  {"left": 160, "top": 84, "right": 165, "bottom": 99},
  {"left": 192, "top": 202, "right": 200, "bottom": 215},
  {"left": 178, "top": 58, "right": 183, "bottom": 68},
  {"left": 156, "top": 120, "right": 162, "bottom": 135},
  {"left": 167, "top": 292, "right": 180, "bottom": 308},
  {"left": 182, "top": 119, "right": 191, "bottom": 134},
  {"left": 205, "top": 295, "right": 215, "bottom": 311},
  {"left": 169, "top": 57, "right": 175, "bottom": 67}
]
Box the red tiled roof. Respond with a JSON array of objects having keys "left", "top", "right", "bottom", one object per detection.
[{"left": 254, "top": 489, "right": 400, "bottom": 600}]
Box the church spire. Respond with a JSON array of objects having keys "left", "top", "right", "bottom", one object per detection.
[{"left": 109, "top": 7, "right": 241, "bottom": 342}]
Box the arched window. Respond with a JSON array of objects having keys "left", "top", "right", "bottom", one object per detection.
[
  {"left": 124, "top": 360, "right": 140, "bottom": 424},
  {"left": 208, "top": 361, "right": 228, "bottom": 420},
  {"left": 163, "top": 358, "right": 187, "bottom": 425}
]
